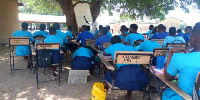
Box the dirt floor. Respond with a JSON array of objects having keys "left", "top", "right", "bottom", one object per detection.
[{"left": 0, "top": 44, "right": 160, "bottom": 100}]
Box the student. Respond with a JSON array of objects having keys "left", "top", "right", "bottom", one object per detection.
[
  {"left": 66, "top": 26, "right": 73, "bottom": 39},
  {"left": 176, "top": 29, "right": 185, "bottom": 37},
  {"left": 95, "top": 27, "right": 111, "bottom": 50},
  {"left": 119, "top": 25, "right": 127, "bottom": 40},
  {"left": 33, "top": 24, "right": 48, "bottom": 37},
  {"left": 76, "top": 25, "right": 95, "bottom": 46},
  {"left": 12, "top": 22, "right": 35, "bottom": 68},
  {"left": 95, "top": 25, "right": 103, "bottom": 36},
  {"left": 53, "top": 22, "right": 68, "bottom": 44},
  {"left": 44, "top": 27, "right": 63, "bottom": 78},
  {"left": 106, "top": 25, "right": 112, "bottom": 37},
  {"left": 137, "top": 40, "right": 161, "bottom": 52},
  {"left": 163, "top": 22, "right": 200, "bottom": 100},
  {"left": 148, "top": 26, "right": 157, "bottom": 40},
  {"left": 151, "top": 24, "right": 168, "bottom": 39},
  {"left": 162, "top": 27, "right": 186, "bottom": 47},
  {"left": 183, "top": 26, "right": 192, "bottom": 43},
  {"left": 125, "top": 24, "right": 145, "bottom": 46},
  {"left": 86, "top": 25, "right": 95, "bottom": 37},
  {"left": 71, "top": 45, "right": 93, "bottom": 74},
  {"left": 163, "top": 25, "right": 169, "bottom": 36},
  {"left": 144, "top": 25, "right": 154, "bottom": 37},
  {"left": 103, "top": 36, "right": 148, "bottom": 100}
]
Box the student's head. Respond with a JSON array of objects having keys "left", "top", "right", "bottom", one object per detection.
[
  {"left": 81, "top": 25, "right": 87, "bottom": 32},
  {"left": 129, "top": 24, "right": 138, "bottom": 33},
  {"left": 21, "top": 22, "right": 28, "bottom": 31},
  {"left": 169, "top": 27, "right": 176, "bottom": 36},
  {"left": 100, "top": 27, "right": 108, "bottom": 36},
  {"left": 53, "top": 22, "right": 60, "bottom": 30},
  {"left": 177, "top": 29, "right": 182, "bottom": 33},
  {"left": 86, "top": 26, "right": 90, "bottom": 31},
  {"left": 190, "top": 22, "right": 200, "bottom": 49},
  {"left": 157, "top": 24, "right": 165, "bottom": 33},
  {"left": 99, "top": 25, "right": 103, "bottom": 30},
  {"left": 120, "top": 25, "right": 127, "bottom": 34},
  {"left": 110, "top": 35, "right": 121, "bottom": 45},
  {"left": 49, "top": 27, "right": 57, "bottom": 35},
  {"left": 149, "top": 25, "right": 154, "bottom": 30},
  {"left": 68, "top": 26, "right": 72, "bottom": 31},
  {"left": 185, "top": 26, "right": 192, "bottom": 34},
  {"left": 39, "top": 24, "right": 46, "bottom": 31},
  {"left": 152, "top": 26, "right": 157, "bottom": 34},
  {"left": 106, "top": 25, "right": 110, "bottom": 31}
]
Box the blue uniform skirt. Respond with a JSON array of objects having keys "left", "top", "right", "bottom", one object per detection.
[
  {"left": 51, "top": 50, "right": 63, "bottom": 64},
  {"left": 104, "top": 65, "right": 149, "bottom": 91},
  {"left": 71, "top": 56, "right": 92, "bottom": 70}
]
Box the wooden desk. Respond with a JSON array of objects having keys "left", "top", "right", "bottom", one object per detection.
[{"left": 91, "top": 46, "right": 101, "bottom": 53}]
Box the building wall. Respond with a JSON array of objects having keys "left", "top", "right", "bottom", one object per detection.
[{"left": 0, "top": 0, "right": 20, "bottom": 43}]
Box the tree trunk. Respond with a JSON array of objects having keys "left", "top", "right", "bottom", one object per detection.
[
  {"left": 56, "top": 0, "right": 78, "bottom": 34},
  {"left": 0, "top": 0, "right": 20, "bottom": 43},
  {"left": 90, "top": 0, "right": 102, "bottom": 21}
]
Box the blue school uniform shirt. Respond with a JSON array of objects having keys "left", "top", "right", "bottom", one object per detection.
[
  {"left": 95, "top": 35, "right": 111, "bottom": 49},
  {"left": 176, "top": 32, "right": 185, "bottom": 37},
  {"left": 107, "top": 31, "right": 112, "bottom": 37},
  {"left": 88, "top": 31, "right": 95, "bottom": 37},
  {"left": 183, "top": 33, "right": 191, "bottom": 43},
  {"left": 162, "top": 36, "right": 186, "bottom": 47},
  {"left": 95, "top": 30, "right": 99, "bottom": 35},
  {"left": 125, "top": 33, "right": 145, "bottom": 46},
  {"left": 119, "top": 34, "right": 126, "bottom": 40},
  {"left": 137, "top": 40, "right": 161, "bottom": 52},
  {"left": 105, "top": 43, "right": 138, "bottom": 69},
  {"left": 12, "top": 30, "right": 34, "bottom": 56},
  {"left": 33, "top": 31, "right": 48, "bottom": 37},
  {"left": 77, "top": 31, "right": 95, "bottom": 45},
  {"left": 56, "top": 30, "right": 68, "bottom": 44},
  {"left": 145, "top": 30, "right": 152, "bottom": 35},
  {"left": 66, "top": 30, "right": 72, "bottom": 39},
  {"left": 72, "top": 47, "right": 93, "bottom": 58},
  {"left": 163, "top": 52, "right": 200, "bottom": 100},
  {"left": 151, "top": 32, "right": 168, "bottom": 39},
  {"left": 125, "top": 31, "right": 129, "bottom": 34},
  {"left": 44, "top": 35, "right": 63, "bottom": 47}
]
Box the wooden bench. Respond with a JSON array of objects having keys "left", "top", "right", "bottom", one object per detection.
[
  {"left": 167, "top": 43, "right": 187, "bottom": 48},
  {"left": 85, "top": 39, "right": 96, "bottom": 47},
  {"left": 151, "top": 39, "right": 164, "bottom": 46}
]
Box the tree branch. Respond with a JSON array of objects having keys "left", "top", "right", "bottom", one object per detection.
[{"left": 73, "top": 1, "right": 91, "bottom": 7}]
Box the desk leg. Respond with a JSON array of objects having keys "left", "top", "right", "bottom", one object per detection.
[{"left": 153, "top": 74, "right": 162, "bottom": 100}]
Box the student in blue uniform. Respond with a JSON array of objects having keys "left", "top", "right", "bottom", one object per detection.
[
  {"left": 106, "top": 25, "right": 112, "bottom": 37},
  {"left": 144, "top": 25, "right": 154, "bottom": 37},
  {"left": 137, "top": 40, "right": 161, "bottom": 52},
  {"left": 33, "top": 24, "right": 48, "bottom": 37},
  {"left": 44, "top": 27, "right": 63, "bottom": 78},
  {"left": 95, "top": 27, "right": 111, "bottom": 50},
  {"left": 163, "top": 25, "right": 169, "bottom": 36},
  {"left": 163, "top": 22, "right": 200, "bottom": 100},
  {"left": 53, "top": 23, "right": 67, "bottom": 44},
  {"left": 119, "top": 25, "right": 128, "bottom": 40},
  {"left": 86, "top": 25, "right": 95, "bottom": 37},
  {"left": 183, "top": 26, "right": 192, "bottom": 43},
  {"left": 151, "top": 24, "right": 168, "bottom": 39},
  {"left": 12, "top": 22, "right": 35, "bottom": 68},
  {"left": 71, "top": 45, "right": 93, "bottom": 74},
  {"left": 66, "top": 26, "right": 73, "bottom": 39},
  {"left": 163, "top": 27, "right": 186, "bottom": 47},
  {"left": 148, "top": 26, "right": 157, "bottom": 40},
  {"left": 76, "top": 25, "right": 95, "bottom": 46},
  {"left": 125, "top": 24, "right": 145, "bottom": 46},
  {"left": 176, "top": 29, "right": 185, "bottom": 37},
  {"left": 95, "top": 25, "right": 103, "bottom": 36},
  {"left": 103, "top": 36, "right": 148, "bottom": 100}
]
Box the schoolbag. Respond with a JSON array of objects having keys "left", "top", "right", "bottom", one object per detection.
[{"left": 37, "top": 49, "right": 53, "bottom": 68}]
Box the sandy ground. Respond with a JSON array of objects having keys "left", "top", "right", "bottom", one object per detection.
[{"left": 0, "top": 44, "right": 160, "bottom": 100}]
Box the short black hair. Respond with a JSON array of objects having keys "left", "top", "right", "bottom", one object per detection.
[
  {"left": 40, "top": 24, "right": 46, "bottom": 30},
  {"left": 53, "top": 22, "right": 60, "bottom": 30},
  {"left": 177, "top": 29, "right": 182, "bottom": 33},
  {"left": 101, "top": 27, "right": 108, "bottom": 35},
  {"left": 130, "top": 24, "right": 138, "bottom": 31},
  {"left": 121, "top": 25, "right": 127, "bottom": 31},
  {"left": 81, "top": 25, "right": 87, "bottom": 30},
  {"left": 169, "top": 27, "right": 176, "bottom": 36},
  {"left": 86, "top": 26, "right": 90, "bottom": 31},
  {"left": 49, "top": 27, "right": 56, "bottom": 34},
  {"left": 186, "top": 26, "right": 192, "bottom": 31},
  {"left": 21, "top": 22, "right": 28, "bottom": 29},
  {"left": 126, "top": 28, "right": 129, "bottom": 31},
  {"left": 110, "top": 35, "right": 121, "bottom": 44},
  {"left": 99, "top": 25, "right": 103, "bottom": 30},
  {"left": 157, "top": 24, "right": 165, "bottom": 31},
  {"left": 106, "top": 25, "right": 110, "bottom": 30},
  {"left": 149, "top": 25, "right": 154, "bottom": 30},
  {"left": 192, "top": 22, "right": 200, "bottom": 35}
]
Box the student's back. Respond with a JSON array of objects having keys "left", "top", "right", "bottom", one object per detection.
[
  {"left": 137, "top": 40, "right": 161, "bottom": 52},
  {"left": 151, "top": 32, "right": 168, "bottom": 39},
  {"left": 66, "top": 30, "right": 72, "bottom": 39},
  {"left": 56, "top": 30, "right": 67, "bottom": 44},
  {"left": 33, "top": 31, "right": 48, "bottom": 37},
  {"left": 163, "top": 36, "right": 185, "bottom": 47},
  {"left": 77, "top": 31, "right": 94, "bottom": 45},
  {"left": 44, "top": 35, "right": 63, "bottom": 47},
  {"left": 125, "top": 33, "right": 145, "bottom": 46},
  {"left": 176, "top": 32, "right": 185, "bottom": 37},
  {"left": 73, "top": 47, "right": 93, "bottom": 59}
]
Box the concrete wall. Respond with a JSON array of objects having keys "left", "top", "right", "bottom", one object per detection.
[{"left": 0, "top": 0, "right": 20, "bottom": 43}]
